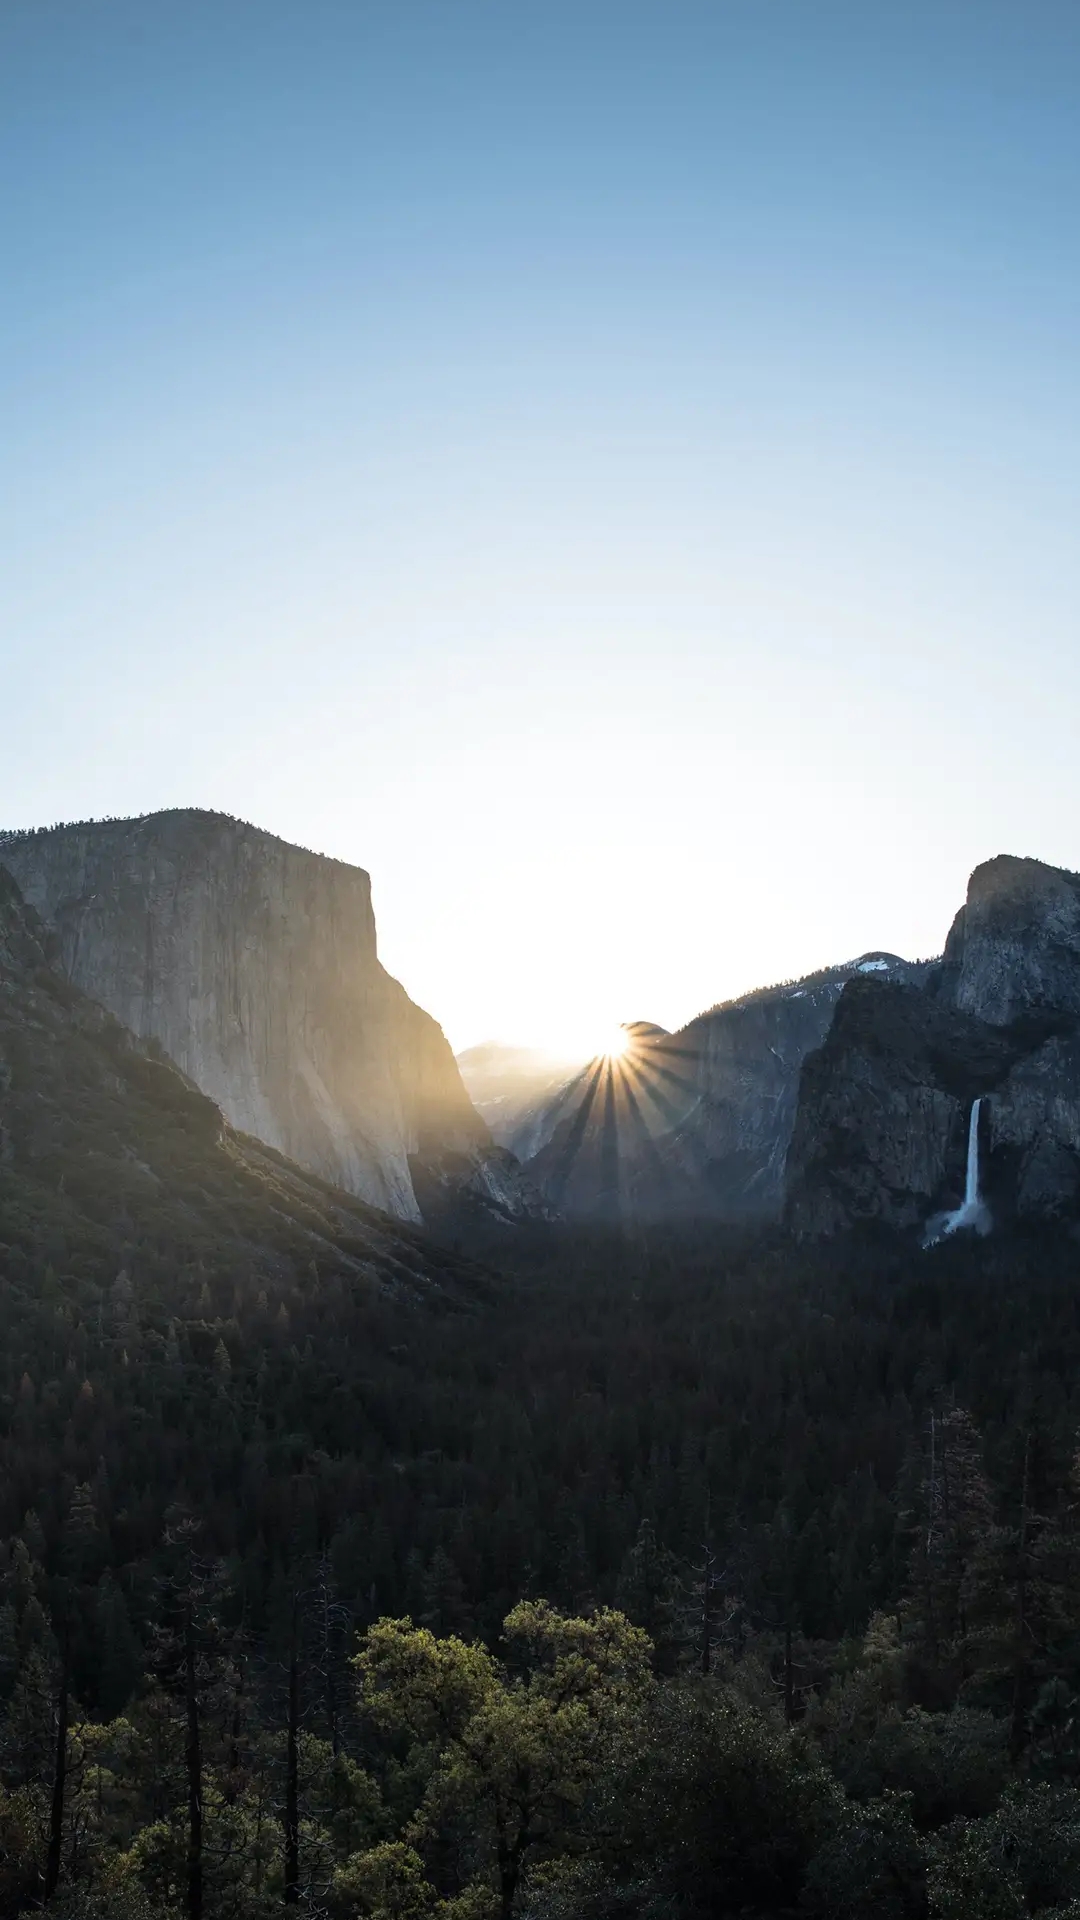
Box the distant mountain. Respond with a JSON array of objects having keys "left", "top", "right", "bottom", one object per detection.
[
  {"left": 503, "top": 1023, "right": 675, "bottom": 1169},
  {"left": 0, "top": 864, "right": 487, "bottom": 1303},
  {"left": 786, "top": 857, "right": 1080, "bottom": 1238},
  {"left": 1, "top": 812, "right": 534, "bottom": 1228},
  {"left": 456, "top": 1041, "right": 585, "bottom": 1156},
  {"left": 515, "top": 959, "right": 928, "bottom": 1221}
]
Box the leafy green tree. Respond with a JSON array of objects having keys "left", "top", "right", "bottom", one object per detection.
[
  {"left": 0, "top": 1781, "right": 47, "bottom": 1911},
  {"left": 528, "top": 1676, "right": 836, "bottom": 1920},
  {"left": 808, "top": 1610, "right": 909, "bottom": 1788},
  {"left": 802, "top": 1791, "right": 927, "bottom": 1920},
  {"left": 926, "top": 1782, "right": 1080, "bottom": 1918},
  {"left": 854, "top": 1706, "right": 1008, "bottom": 1828},
  {"left": 355, "top": 1603, "right": 653, "bottom": 1919},
  {"left": 330, "top": 1840, "right": 440, "bottom": 1919},
  {"left": 1029, "top": 1678, "right": 1080, "bottom": 1782}
]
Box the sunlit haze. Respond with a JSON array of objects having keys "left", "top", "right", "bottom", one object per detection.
[{"left": 4, "top": 3, "right": 1080, "bottom": 1052}]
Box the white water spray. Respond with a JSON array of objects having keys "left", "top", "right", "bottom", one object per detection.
[{"left": 923, "top": 1097, "right": 991, "bottom": 1246}]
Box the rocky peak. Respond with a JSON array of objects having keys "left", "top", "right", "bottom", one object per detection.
[
  {"left": 940, "top": 854, "right": 1080, "bottom": 1027},
  {"left": 0, "top": 811, "right": 487, "bottom": 1221},
  {"left": 786, "top": 855, "right": 1080, "bottom": 1238}
]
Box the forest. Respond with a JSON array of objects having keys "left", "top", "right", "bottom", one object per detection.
[{"left": 1, "top": 1187, "right": 1080, "bottom": 1916}]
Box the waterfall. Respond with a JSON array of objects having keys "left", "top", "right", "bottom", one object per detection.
[
  {"left": 963, "top": 1095, "right": 982, "bottom": 1210},
  {"left": 923, "top": 1097, "right": 991, "bottom": 1246}
]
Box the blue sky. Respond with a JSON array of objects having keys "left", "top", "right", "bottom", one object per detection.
[{"left": 3, "top": 1, "right": 1080, "bottom": 1051}]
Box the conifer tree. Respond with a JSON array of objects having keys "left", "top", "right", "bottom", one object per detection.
[
  {"left": 966, "top": 1421, "right": 1080, "bottom": 1759},
  {"left": 905, "top": 1406, "right": 993, "bottom": 1687},
  {"left": 615, "top": 1518, "right": 681, "bottom": 1667}
]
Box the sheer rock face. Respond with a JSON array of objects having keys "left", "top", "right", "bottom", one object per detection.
[
  {"left": 0, "top": 863, "right": 489, "bottom": 1300},
  {"left": 786, "top": 857, "right": 1080, "bottom": 1236},
  {"left": 639, "top": 981, "right": 873, "bottom": 1219},
  {"left": 987, "top": 1032, "right": 1080, "bottom": 1218},
  {"left": 784, "top": 981, "right": 1026, "bottom": 1236},
  {"left": 940, "top": 856, "right": 1080, "bottom": 1028},
  {"left": 0, "top": 813, "right": 486, "bottom": 1221}
]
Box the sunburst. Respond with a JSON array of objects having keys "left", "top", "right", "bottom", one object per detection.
[{"left": 535, "top": 1021, "right": 704, "bottom": 1219}]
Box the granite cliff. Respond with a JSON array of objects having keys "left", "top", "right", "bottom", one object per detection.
[
  {"left": 0, "top": 812, "right": 490, "bottom": 1223},
  {"left": 939, "top": 855, "right": 1080, "bottom": 1026},
  {"left": 786, "top": 856, "right": 1080, "bottom": 1237},
  {"left": 0, "top": 864, "right": 486, "bottom": 1300},
  {"left": 629, "top": 959, "right": 924, "bottom": 1219}
]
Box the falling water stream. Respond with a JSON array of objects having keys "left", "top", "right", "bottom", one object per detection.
[
  {"left": 962, "top": 1095, "right": 983, "bottom": 1213},
  {"left": 924, "top": 1097, "right": 990, "bottom": 1246}
]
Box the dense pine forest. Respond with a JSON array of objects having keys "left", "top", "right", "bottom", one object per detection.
[{"left": 2, "top": 1189, "right": 1080, "bottom": 1916}]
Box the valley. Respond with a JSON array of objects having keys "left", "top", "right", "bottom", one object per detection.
[{"left": 3, "top": 816, "right": 1080, "bottom": 1914}]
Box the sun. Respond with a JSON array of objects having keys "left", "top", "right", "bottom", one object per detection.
[{"left": 597, "top": 1024, "right": 629, "bottom": 1061}]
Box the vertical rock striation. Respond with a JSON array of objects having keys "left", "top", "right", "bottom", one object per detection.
[{"left": 0, "top": 812, "right": 486, "bottom": 1220}]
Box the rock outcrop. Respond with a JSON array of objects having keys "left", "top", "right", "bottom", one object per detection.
[
  {"left": 633, "top": 964, "right": 914, "bottom": 1219},
  {"left": 0, "top": 812, "right": 487, "bottom": 1221},
  {"left": 786, "top": 857, "right": 1080, "bottom": 1237},
  {"left": 939, "top": 855, "right": 1080, "bottom": 1027},
  {"left": 987, "top": 1030, "right": 1080, "bottom": 1218},
  {"left": 784, "top": 979, "right": 1031, "bottom": 1235}
]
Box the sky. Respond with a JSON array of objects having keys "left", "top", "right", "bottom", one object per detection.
[{"left": 3, "top": 1, "right": 1080, "bottom": 1056}]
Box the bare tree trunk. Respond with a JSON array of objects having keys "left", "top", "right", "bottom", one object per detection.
[
  {"left": 320, "top": 1563, "right": 340, "bottom": 1757},
  {"left": 783, "top": 1622, "right": 794, "bottom": 1725},
  {"left": 43, "top": 1646, "right": 70, "bottom": 1903},
  {"left": 700, "top": 1545, "right": 715, "bottom": 1675},
  {"left": 185, "top": 1609, "right": 203, "bottom": 1920},
  {"left": 224, "top": 1653, "right": 244, "bottom": 1805},
  {"left": 1009, "top": 1434, "right": 1032, "bottom": 1763},
  {"left": 285, "top": 1601, "right": 300, "bottom": 1906},
  {"left": 496, "top": 1815, "right": 527, "bottom": 1920}
]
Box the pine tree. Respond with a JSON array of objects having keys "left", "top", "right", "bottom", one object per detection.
[
  {"left": 616, "top": 1518, "right": 681, "bottom": 1668},
  {"left": 965, "top": 1422, "right": 1080, "bottom": 1759},
  {"left": 905, "top": 1405, "right": 993, "bottom": 1688},
  {"left": 151, "top": 1509, "right": 232, "bottom": 1920},
  {"left": 95, "top": 1571, "right": 142, "bottom": 1717},
  {"left": 420, "top": 1546, "right": 471, "bottom": 1639}
]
